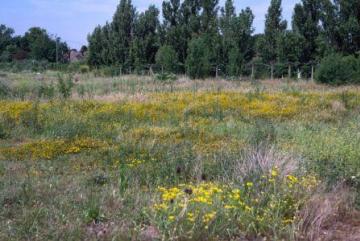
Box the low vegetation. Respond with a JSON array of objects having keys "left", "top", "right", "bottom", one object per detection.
[{"left": 0, "top": 72, "right": 360, "bottom": 240}]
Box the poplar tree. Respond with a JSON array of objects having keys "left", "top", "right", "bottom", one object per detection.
[
  {"left": 111, "top": 0, "right": 136, "bottom": 67},
  {"left": 292, "top": 0, "right": 323, "bottom": 63},
  {"left": 260, "top": 0, "right": 287, "bottom": 64},
  {"left": 132, "top": 5, "right": 160, "bottom": 71}
]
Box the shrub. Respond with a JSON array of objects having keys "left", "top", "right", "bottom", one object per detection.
[
  {"left": 100, "top": 66, "right": 121, "bottom": 77},
  {"left": 150, "top": 170, "right": 318, "bottom": 239},
  {"left": 155, "top": 72, "right": 177, "bottom": 85},
  {"left": 315, "top": 54, "right": 360, "bottom": 85},
  {"left": 0, "top": 122, "right": 8, "bottom": 139},
  {"left": 80, "top": 65, "right": 90, "bottom": 74},
  {"left": 0, "top": 79, "right": 11, "bottom": 98},
  {"left": 155, "top": 45, "right": 179, "bottom": 73},
  {"left": 57, "top": 74, "right": 74, "bottom": 99},
  {"left": 37, "top": 82, "right": 55, "bottom": 99},
  {"left": 186, "top": 37, "right": 213, "bottom": 79}
]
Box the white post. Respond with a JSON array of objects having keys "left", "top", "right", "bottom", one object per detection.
[
  {"left": 251, "top": 64, "right": 255, "bottom": 80},
  {"left": 311, "top": 65, "right": 314, "bottom": 81}
]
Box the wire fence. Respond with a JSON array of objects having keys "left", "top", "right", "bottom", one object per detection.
[
  {"left": 102, "top": 61, "right": 319, "bottom": 81},
  {"left": 0, "top": 59, "right": 320, "bottom": 81}
]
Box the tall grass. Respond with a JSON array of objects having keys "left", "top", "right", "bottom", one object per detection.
[{"left": 0, "top": 73, "right": 359, "bottom": 240}]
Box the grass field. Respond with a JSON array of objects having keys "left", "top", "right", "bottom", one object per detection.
[{"left": 1, "top": 72, "right": 360, "bottom": 240}]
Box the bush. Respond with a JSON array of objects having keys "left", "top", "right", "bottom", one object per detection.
[
  {"left": 316, "top": 54, "right": 360, "bottom": 85},
  {"left": 155, "top": 45, "right": 179, "bottom": 73},
  {"left": 0, "top": 122, "right": 8, "bottom": 139},
  {"left": 0, "top": 79, "right": 11, "bottom": 98},
  {"left": 37, "top": 82, "right": 55, "bottom": 99},
  {"left": 80, "top": 65, "right": 90, "bottom": 74},
  {"left": 57, "top": 74, "right": 74, "bottom": 99},
  {"left": 186, "top": 37, "right": 213, "bottom": 79}
]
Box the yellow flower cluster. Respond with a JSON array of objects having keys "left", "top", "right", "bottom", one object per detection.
[
  {"left": 126, "top": 158, "right": 145, "bottom": 168},
  {"left": 154, "top": 182, "right": 224, "bottom": 226},
  {"left": 0, "top": 101, "right": 33, "bottom": 122},
  {"left": 0, "top": 138, "right": 107, "bottom": 161},
  {"left": 152, "top": 172, "right": 320, "bottom": 236}
]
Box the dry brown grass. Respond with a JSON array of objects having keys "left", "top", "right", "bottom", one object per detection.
[
  {"left": 233, "top": 147, "right": 299, "bottom": 183},
  {"left": 296, "top": 185, "right": 360, "bottom": 241}
]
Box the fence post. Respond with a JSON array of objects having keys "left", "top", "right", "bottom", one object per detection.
[
  {"left": 288, "top": 65, "right": 291, "bottom": 79},
  {"left": 297, "top": 68, "right": 301, "bottom": 80},
  {"left": 270, "top": 64, "right": 274, "bottom": 80},
  {"left": 311, "top": 65, "right": 314, "bottom": 81},
  {"left": 251, "top": 64, "right": 255, "bottom": 80}
]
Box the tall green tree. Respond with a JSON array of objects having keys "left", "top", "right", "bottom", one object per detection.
[
  {"left": 162, "top": 0, "right": 188, "bottom": 65},
  {"left": 23, "top": 27, "right": 68, "bottom": 62},
  {"left": 100, "top": 23, "right": 115, "bottom": 65},
  {"left": 321, "top": 0, "right": 360, "bottom": 54},
  {"left": 200, "top": 0, "right": 221, "bottom": 72},
  {"left": 200, "top": 0, "right": 219, "bottom": 34},
  {"left": 292, "top": 0, "right": 323, "bottom": 63},
  {"left": 219, "top": 0, "right": 236, "bottom": 71},
  {"left": 180, "top": 0, "right": 201, "bottom": 35},
  {"left": 259, "top": 0, "right": 287, "bottom": 64},
  {"left": 156, "top": 45, "right": 179, "bottom": 72},
  {"left": 277, "top": 31, "right": 305, "bottom": 64},
  {"left": 132, "top": 5, "right": 160, "bottom": 71},
  {"left": 186, "top": 36, "right": 212, "bottom": 79},
  {"left": 219, "top": 2, "right": 255, "bottom": 76},
  {"left": 112, "top": 0, "right": 136, "bottom": 67},
  {"left": 178, "top": 0, "right": 201, "bottom": 64},
  {"left": 88, "top": 26, "right": 105, "bottom": 66},
  {"left": 0, "top": 25, "right": 14, "bottom": 55}
]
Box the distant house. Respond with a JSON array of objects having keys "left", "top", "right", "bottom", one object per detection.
[{"left": 69, "top": 49, "right": 84, "bottom": 63}]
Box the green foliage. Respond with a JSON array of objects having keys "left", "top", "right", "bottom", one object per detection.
[
  {"left": 19, "top": 102, "right": 43, "bottom": 132},
  {"left": 37, "top": 82, "right": 55, "bottom": 99},
  {"left": 220, "top": 3, "right": 255, "bottom": 76},
  {"left": 57, "top": 74, "right": 74, "bottom": 99},
  {"left": 131, "top": 5, "right": 160, "bottom": 71},
  {"left": 186, "top": 37, "right": 212, "bottom": 79},
  {"left": 0, "top": 79, "right": 10, "bottom": 98},
  {"left": 110, "top": 0, "right": 135, "bottom": 68},
  {"left": 286, "top": 120, "right": 360, "bottom": 195},
  {"left": 315, "top": 54, "right": 360, "bottom": 85},
  {"left": 155, "top": 45, "right": 179, "bottom": 73},
  {"left": 277, "top": 31, "right": 304, "bottom": 64},
  {"left": 249, "top": 118, "right": 276, "bottom": 147},
  {"left": 292, "top": 0, "right": 323, "bottom": 63},
  {"left": 83, "top": 199, "right": 105, "bottom": 224},
  {"left": 79, "top": 65, "right": 90, "bottom": 74},
  {"left": 259, "top": 0, "right": 287, "bottom": 63},
  {"left": 155, "top": 72, "right": 177, "bottom": 83},
  {"left": 0, "top": 25, "right": 15, "bottom": 57},
  {"left": 0, "top": 122, "right": 8, "bottom": 139}
]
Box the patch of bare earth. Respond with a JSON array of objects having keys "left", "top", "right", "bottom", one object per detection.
[
  {"left": 317, "top": 211, "right": 360, "bottom": 241},
  {"left": 297, "top": 186, "right": 360, "bottom": 241}
]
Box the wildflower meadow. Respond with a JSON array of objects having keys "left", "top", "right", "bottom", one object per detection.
[{"left": 0, "top": 72, "right": 360, "bottom": 240}]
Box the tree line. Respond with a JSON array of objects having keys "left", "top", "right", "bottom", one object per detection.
[
  {"left": 87, "top": 0, "right": 360, "bottom": 78},
  {"left": 0, "top": 0, "right": 359, "bottom": 79},
  {"left": 0, "top": 26, "right": 69, "bottom": 63}
]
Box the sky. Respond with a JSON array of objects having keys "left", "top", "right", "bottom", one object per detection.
[{"left": 0, "top": 0, "right": 300, "bottom": 49}]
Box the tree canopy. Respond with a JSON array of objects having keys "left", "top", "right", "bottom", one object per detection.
[{"left": 1, "top": 0, "right": 359, "bottom": 78}]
